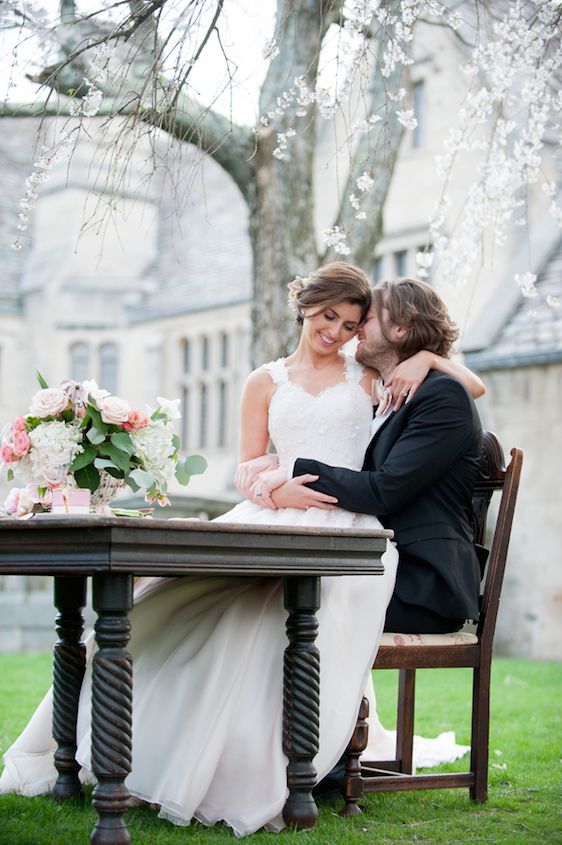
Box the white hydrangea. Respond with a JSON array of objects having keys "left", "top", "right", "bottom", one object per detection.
[
  {"left": 26, "top": 421, "right": 83, "bottom": 487},
  {"left": 130, "top": 420, "right": 176, "bottom": 485}
]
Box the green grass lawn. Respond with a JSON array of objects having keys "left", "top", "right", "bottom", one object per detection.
[{"left": 0, "top": 654, "right": 559, "bottom": 844}]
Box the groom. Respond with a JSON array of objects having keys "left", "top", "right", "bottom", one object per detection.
[{"left": 270, "top": 277, "right": 483, "bottom": 634}]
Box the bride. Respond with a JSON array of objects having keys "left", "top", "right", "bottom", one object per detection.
[{"left": 1, "top": 262, "right": 484, "bottom": 836}]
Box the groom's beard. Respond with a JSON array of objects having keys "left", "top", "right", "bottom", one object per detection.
[{"left": 355, "top": 340, "right": 399, "bottom": 381}]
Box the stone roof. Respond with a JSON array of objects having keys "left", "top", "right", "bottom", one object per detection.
[
  {"left": 127, "top": 143, "right": 252, "bottom": 322},
  {"left": 466, "top": 239, "right": 562, "bottom": 371},
  {"left": 0, "top": 118, "right": 252, "bottom": 321},
  {"left": 0, "top": 119, "right": 39, "bottom": 314}
]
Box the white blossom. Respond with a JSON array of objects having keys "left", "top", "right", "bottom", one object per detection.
[
  {"left": 322, "top": 225, "right": 351, "bottom": 256},
  {"left": 515, "top": 272, "right": 538, "bottom": 298}
]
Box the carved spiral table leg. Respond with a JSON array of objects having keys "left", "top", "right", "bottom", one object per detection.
[
  {"left": 282, "top": 576, "right": 321, "bottom": 830},
  {"left": 91, "top": 573, "right": 134, "bottom": 845},
  {"left": 52, "top": 576, "right": 87, "bottom": 801}
]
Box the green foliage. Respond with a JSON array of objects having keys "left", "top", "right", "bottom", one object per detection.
[
  {"left": 0, "top": 657, "right": 559, "bottom": 844},
  {"left": 35, "top": 372, "right": 49, "bottom": 389},
  {"left": 175, "top": 454, "right": 208, "bottom": 486},
  {"left": 69, "top": 446, "right": 96, "bottom": 471},
  {"left": 128, "top": 468, "right": 155, "bottom": 489},
  {"left": 73, "top": 463, "right": 100, "bottom": 492}
]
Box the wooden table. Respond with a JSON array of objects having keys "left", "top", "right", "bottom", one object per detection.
[{"left": 0, "top": 515, "right": 390, "bottom": 843}]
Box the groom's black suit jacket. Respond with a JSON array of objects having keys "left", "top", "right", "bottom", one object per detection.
[{"left": 293, "top": 370, "right": 482, "bottom": 621}]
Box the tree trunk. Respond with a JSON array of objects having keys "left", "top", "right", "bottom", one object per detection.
[{"left": 247, "top": 0, "right": 333, "bottom": 365}]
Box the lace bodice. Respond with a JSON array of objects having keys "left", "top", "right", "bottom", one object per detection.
[{"left": 265, "top": 354, "right": 373, "bottom": 471}]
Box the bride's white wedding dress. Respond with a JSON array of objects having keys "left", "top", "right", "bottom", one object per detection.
[{"left": 0, "top": 354, "right": 466, "bottom": 836}]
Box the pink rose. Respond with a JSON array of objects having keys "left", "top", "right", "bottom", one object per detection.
[
  {"left": 3, "top": 487, "right": 21, "bottom": 515},
  {"left": 29, "top": 388, "right": 69, "bottom": 418},
  {"left": 0, "top": 443, "right": 16, "bottom": 463},
  {"left": 12, "top": 416, "right": 27, "bottom": 432},
  {"left": 12, "top": 430, "right": 30, "bottom": 457},
  {"left": 100, "top": 396, "right": 132, "bottom": 425},
  {"left": 122, "top": 409, "right": 150, "bottom": 431}
]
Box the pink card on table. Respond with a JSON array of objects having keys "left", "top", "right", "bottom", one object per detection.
[{"left": 51, "top": 488, "right": 91, "bottom": 514}]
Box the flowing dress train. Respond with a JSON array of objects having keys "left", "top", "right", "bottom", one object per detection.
[{"left": 0, "top": 354, "right": 466, "bottom": 836}]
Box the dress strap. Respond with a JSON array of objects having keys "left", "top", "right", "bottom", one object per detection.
[
  {"left": 343, "top": 353, "right": 365, "bottom": 383},
  {"left": 264, "top": 358, "right": 289, "bottom": 386}
]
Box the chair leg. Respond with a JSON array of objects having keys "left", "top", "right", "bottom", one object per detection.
[
  {"left": 396, "top": 669, "right": 416, "bottom": 773},
  {"left": 339, "top": 696, "right": 369, "bottom": 816},
  {"left": 469, "top": 664, "right": 491, "bottom": 802}
]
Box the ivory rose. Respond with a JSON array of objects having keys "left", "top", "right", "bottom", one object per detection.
[
  {"left": 100, "top": 396, "right": 131, "bottom": 425},
  {"left": 3, "top": 487, "right": 20, "bottom": 515},
  {"left": 29, "top": 388, "right": 69, "bottom": 418}
]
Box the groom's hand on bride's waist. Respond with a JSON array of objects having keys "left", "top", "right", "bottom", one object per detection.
[{"left": 270, "top": 475, "right": 338, "bottom": 511}]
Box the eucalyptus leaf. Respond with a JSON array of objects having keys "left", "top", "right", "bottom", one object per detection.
[
  {"left": 172, "top": 434, "right": 181, "bottom": 451},
  {"left": 125, "top": 475, "right": 140, "bottom": 493},
  {"left": 87, "top": 427, "right": 106, "bottom": 445},
  {"left": 7, "top": 469, "right": 14, "bottom": 481},
  {"left": 129, "top": 468, "right": 155, "bottom": 489},
  {"left": 111, "top": 432, "right": 135, "bottom": 455},
  {"left": 87, "top": 405, "right": 108, "bottom": 434},
  {"left": 184, "top": 455, "right": 208, "bottom": 476},
  {"left": 175, "top": 462, "right": 191, "bottom": 486},
  {"left": 94, "top": 458, "right": 118, "bottom": 470},
  {"left": 70, "top": 446, "right": 96, "bottom": 471},
  {"left": 74, "top": 464, "right": 100, "bottom": 493},
  {"left": 98, "top": 443, "right": 131, "bottom": 473}
]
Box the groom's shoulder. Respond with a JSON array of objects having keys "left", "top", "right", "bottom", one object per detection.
[{"left": 416, "top": 370, "right": 475, "bottom": 408}]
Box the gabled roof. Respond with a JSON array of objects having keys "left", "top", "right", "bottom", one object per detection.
[
  {"left": 0, "top": 118, "right": 252, "bottom": 321},
  {"left": 466, "top": 240, "right": 562, "bottom": 371}
]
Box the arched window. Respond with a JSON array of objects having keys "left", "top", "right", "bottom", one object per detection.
[
  {"left": 199, "top": 383, "right": 208, "bottom": 449},
  {"left": 220, "top": 333, "right": 229, "bottom": 369},
  {"left": 70, "top": 342, "right": 90, "bottom": 382},
  {"left": 218, "top": 380, "right": 228, "bottom": 448},
  {"left": 181, "top": 339, "right": 190, "bottom": 374},
  {"left": 201, "top": 336, "right": 210, "bottom": 372},
  {"left": 181, "top": 386, "right": 190, "bottom": 449},
  {"left": 99, "top": 343, "right": 119, "bottom": 395}
]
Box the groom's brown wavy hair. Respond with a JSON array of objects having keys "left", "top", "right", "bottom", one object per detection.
[{"left": 372, "top": 277, "right": 459, "bottom": 361}]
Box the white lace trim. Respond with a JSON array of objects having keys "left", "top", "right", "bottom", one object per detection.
[
  {"left": 264, "top": 358, "right": 288, "bottom": 385},
  {"left": 343, "top": 352, "right": 364, "bottom": 383}
]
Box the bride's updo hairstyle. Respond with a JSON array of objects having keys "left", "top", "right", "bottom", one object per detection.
[
  {"left": 288, "top": 261, "right": 371, "bottom": 326},
  {"left": 372, "top": 277, "right": 460, "bottom": 361}
]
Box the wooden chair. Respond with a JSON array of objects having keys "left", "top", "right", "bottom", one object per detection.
[{"left": 340, "top": 431, "right": 523, "bottom": 814}]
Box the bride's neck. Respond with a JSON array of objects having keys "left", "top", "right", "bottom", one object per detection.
[{"left": 289, "top": 346, "right": 343, "bottom": 371}]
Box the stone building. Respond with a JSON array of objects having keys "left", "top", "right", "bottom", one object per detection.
[{"left": 0, "top": 18, "right": 560, "bottom": 657}]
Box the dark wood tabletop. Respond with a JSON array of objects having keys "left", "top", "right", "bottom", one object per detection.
[{"left": 0, "top": 515, "right": 391, "bottom": 843}]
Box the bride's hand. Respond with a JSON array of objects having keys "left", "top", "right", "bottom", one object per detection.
[
  {"left": 235, "top": 454, "right": 279, "bottom": 498},
  {"left": 249, "top": 467, "right": 288, "bottom": 509},
  {"left": 386, "top": 350, "right": 433, "bottom": 410}
]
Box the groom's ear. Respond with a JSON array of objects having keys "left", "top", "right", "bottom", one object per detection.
[{"left": 394, "top": 323, "right": 408, "bottom": 338}]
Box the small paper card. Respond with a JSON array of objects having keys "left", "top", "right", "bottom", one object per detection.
[{"left": 51, "top": 488, "right": 91, "bottom": 514}]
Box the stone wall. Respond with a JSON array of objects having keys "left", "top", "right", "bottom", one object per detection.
[{"left": 477, "top": 363, "right": 562, "bottom": 660}]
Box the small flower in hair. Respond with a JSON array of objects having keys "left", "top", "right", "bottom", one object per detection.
[{"left": 287, "top": 274, "right": 310, "bottom": 312}]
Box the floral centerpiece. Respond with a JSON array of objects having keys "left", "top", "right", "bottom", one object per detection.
[{"left": 0, "top": 373, "right": 207, "bottom": 516}]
